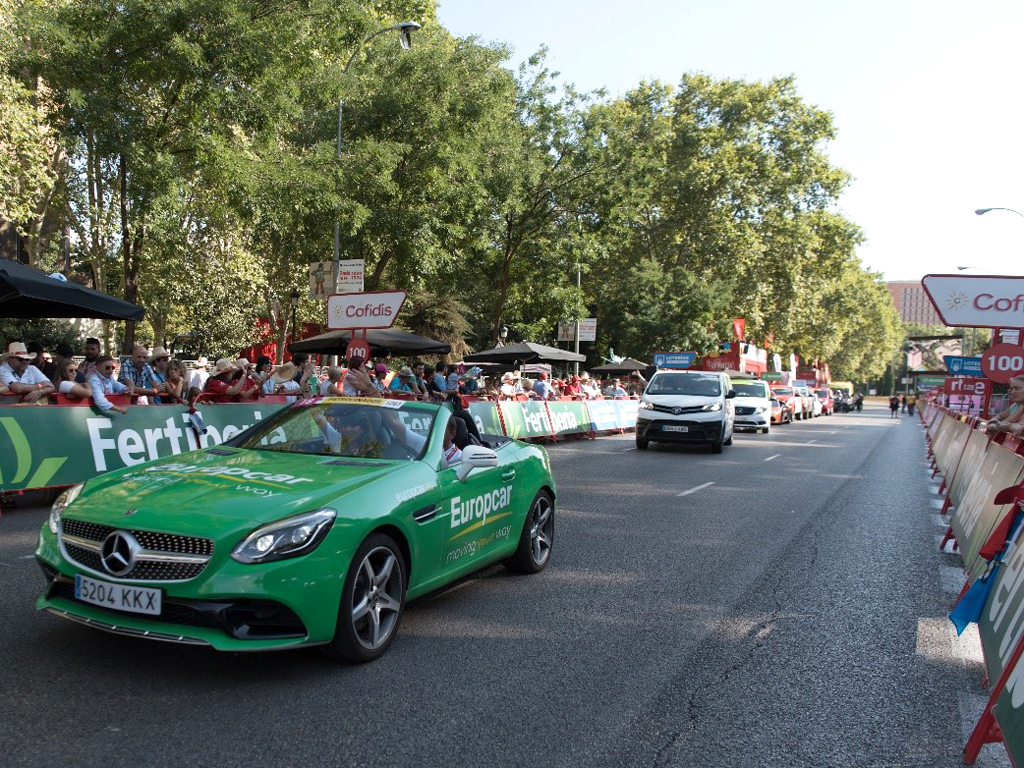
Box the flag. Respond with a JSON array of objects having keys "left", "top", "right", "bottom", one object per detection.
[
  {"left": 733, "top": 318, "right": 746, "bottom": 341},
  {"left": 950, "top": 563, "right": 1001, "bottom": 635}
]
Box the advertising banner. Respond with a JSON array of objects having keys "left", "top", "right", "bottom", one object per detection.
[
  {"left": 327, "top": 290, "right": 406, "bottom": 330},
  {"left": 557, "top": 319, "right": 597, "bottom": 342},
  {"left": 918, "top": 375, "right": 947, "bottom": 390},
  {"left": 944, "top": 377, "right": 992, "bottom": 399},
  {"left": 922, "top": 274, "right": 1024, "bottom": 328},
  {"left": 309, "top": 261, "right": 334, "bottom": 299},
  {"left": 0, "top": 403, "right": 286, "bottom": 492},
  {"left": 981, "top": 343, "right": 1024, "bottom": 384},
  {"left": 585, "top": 399, "right": 621, "bottom": 432},
  {"left": 546, "top": 401, "right": 594, "bottom": 436},
  {"left": 653, "top": 352, "right": 696, "bottom": 369},
  {"left": 467, "top": 401, "right": 503, "bottom": 437},
  {"left": 981, "top": 526, "right": 1024, "bottom": 764},
  {"left": 945, "top": 355, "right": 984, "bottom": 376},
  {"left": 935, "top": 416, "right": 971, "bottom": 478},
  {"left": 336, "top": 259, "right": 365, "bottom": 293},
  {"left": 950, "top": 436, "right": 1024, "bottom": 579},
  {"left": 948, "top": 430, "right": 991, "bottom": 512}
]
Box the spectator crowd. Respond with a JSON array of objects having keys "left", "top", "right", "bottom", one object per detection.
[{"left": 0, "top": 338, "right": 646, "bottom": 412}]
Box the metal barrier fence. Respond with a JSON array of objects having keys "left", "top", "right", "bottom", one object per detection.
[{"left": 922, "top": 401, "right": 1024, "bottom": 764}]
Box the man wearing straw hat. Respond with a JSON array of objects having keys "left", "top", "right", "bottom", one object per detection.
[{"left": 0, "top": 341, "right": 55, "bottom": 403}]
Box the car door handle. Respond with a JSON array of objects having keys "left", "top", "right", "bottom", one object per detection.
[{"left": 501, "top": 470, "right": 516, "bottom": 481}]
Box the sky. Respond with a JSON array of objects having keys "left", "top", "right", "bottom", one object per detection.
[{"left": 437, "top": 0, "right": 1024, "bottom": 281}]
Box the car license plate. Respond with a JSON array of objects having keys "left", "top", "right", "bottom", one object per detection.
[
  {"left": 662, "top": 425, "right": 689, "bottom": 432},
  {"left": 74, "top": 574, "right": 162, "bottom": 616}
]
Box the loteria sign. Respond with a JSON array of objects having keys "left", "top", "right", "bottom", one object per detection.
[
  {"left": 327, "top": 291, "right": 406, "bottom": 330},
  {"left": 922, "top": 274, "right": 1024, "bottom": 328}
]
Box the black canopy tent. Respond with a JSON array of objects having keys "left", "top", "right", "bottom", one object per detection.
[
  {"left": 0, "top": 259, "right": 145, "bottom": 320},
  {"left": 288, "top": 328, "right": 451, "bottom": 358},
  {"left": 589, "top": 357, "right": 651, "bottom": 375},
  {"left": 464, "top": 341, "right": 586, "bottom": 366}
]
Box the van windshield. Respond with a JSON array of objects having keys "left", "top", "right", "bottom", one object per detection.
[
  {"left": 733, "top": 382, "right": 768, "bottom": 398},
  {"left": 648, "top": 373, "right": 722, "bottom": 396}
]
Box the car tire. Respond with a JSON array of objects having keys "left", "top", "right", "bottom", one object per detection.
[
  {"left": 323, "top": 533, "right": 406, "bottom": 664},
  {"left": 636, "top": 435, "right": 649, "bottom": 450},
  {"left": 710, "top": 430, "right": 724, "bottom": 454},
  {"left": 506, "top": 489, "right": 554, "bottom": 574},
  {"left": 724, "top": 433, "right": 733, "bottom": 446},
  {"left": 761, "top": 427, "right": 769, "bottom": 434}
]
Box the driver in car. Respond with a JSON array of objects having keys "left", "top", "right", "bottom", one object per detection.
[{"left": 313, "top": 406, "right": 428, "bottom": 459}]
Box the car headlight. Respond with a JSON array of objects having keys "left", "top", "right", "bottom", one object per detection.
[
  {"left": 755, "top": 406, "right": 768, "bottom": 414},
  {"left": 701, "top": 403, "right": 722, "bottom": 412},
  {"left": 639, "top": 401, "right": 654, "bottom": 410},
  {"left": 232, "top": 509, "right": 337, "bottom": 564},
  {"left": 49, "top": 483, "right": 84, "bottom": 534}
]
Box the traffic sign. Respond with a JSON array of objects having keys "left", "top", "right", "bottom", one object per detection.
[
  {"left": 327, "top": 291, "right": 406, "bottom": 330},
  {"left": 981, "top": 343, "right": 1024, "bottom": 384},
  {"left": 653, "top": 352, "right": 696, "bottom": 369},
  {"left": 944, "top": 355, "right": 984, "bottom": 376}
]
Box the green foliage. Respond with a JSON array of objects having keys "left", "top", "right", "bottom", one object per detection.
[
  {"left": 4, "top": 4, "right": 899, "bottom": 377},
  {"left": 0, "top": 317, "right": 82, "bottom": 350}
]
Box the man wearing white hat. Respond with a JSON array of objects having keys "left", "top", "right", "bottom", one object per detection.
[{"left": 0, "top": 341, "right": 55, "bottom": 403}]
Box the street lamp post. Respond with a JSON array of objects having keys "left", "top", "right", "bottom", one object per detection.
[
  {"left": 289, "top": 288, "right": 300, "bottom": 346},
  {"left": 975, "top": 207, "right": 1024, "bottom": 220},
  {"left": 333, "top": 21, "right": 421, "bottom": 292}
]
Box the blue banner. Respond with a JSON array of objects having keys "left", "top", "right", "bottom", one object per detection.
[
  {"left": 944, "top": 355, "right": 984, "bottom": 376},
  {"left": 653, "top": 352, "right": 696, "bottom": 369}
]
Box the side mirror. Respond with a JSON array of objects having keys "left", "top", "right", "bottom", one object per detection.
[
  {"left": 456, "top": 444, "right": 498, "bottom": 481},
  {"left": 726, "top": 390, "right": 736, "bottom": 399}
]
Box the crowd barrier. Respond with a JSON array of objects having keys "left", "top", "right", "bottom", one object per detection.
[
  {"left": 0, "top": 397, "right": 639, "bottom": 495},
  {"left": 923, "top": 402, "right": 1024, "bottom": 764}
]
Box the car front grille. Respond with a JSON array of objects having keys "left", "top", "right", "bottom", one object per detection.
[
  {"left": 60, "top": 518, "right": 213, "bottom": 581},
  {"left": 735, "top": 406, "right": 755, "bottom": 415},
  {"left": 649, "top": 403, "right": 706, "bottom": 415}
]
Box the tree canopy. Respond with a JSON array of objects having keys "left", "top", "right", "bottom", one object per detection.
[{"left": 0, "top": 0, "right": 900, "bottom": 378}]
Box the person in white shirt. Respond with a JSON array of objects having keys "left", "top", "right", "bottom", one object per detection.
[
  {"left": 187, "top": 357, "right": 210, "bottom": 396},
  {"left": 87, "top": 356, "right": 133, "bottom": 414},
  {"left": 0, "top": 341, "right": 55, "bottom": 403},
  {"left": 442, "top": 418, "right": 462, "bottom": 468}
]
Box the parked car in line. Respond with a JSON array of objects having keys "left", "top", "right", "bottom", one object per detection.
[
  {"left": 636, "top": 370, "right": 736, "bottom": 453},
  {"left": 771, "top": 386, "right": 804, "bottom": 420},
  {"left": 801, "top": 386, "right": 822, "bottom": 417},
  {"left": 815, "top": 388, "right": 834, "bottom": 415},
  {"left": 732, "top": 380, "right": 772, "bottom": 434},
  {"left": 770, "top": 396, "right": 793, "bottom": 425}
]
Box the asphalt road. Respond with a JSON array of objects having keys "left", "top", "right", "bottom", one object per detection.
[{"left": 0, "top": 403, "right": 996, "bottom": 767}]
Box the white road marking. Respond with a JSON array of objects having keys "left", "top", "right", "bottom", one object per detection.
[
  {"left": 677, "top": 481, "right": 715, "bottom": 497},
  {"left": 618, "top": 447, "right": 636, "bottom": 452},
  {"left": 764, "top": 454, "right": 782, "bottom": 462},
  {"left": 806, "top": 439, "right": 817, "bottom": 445}
]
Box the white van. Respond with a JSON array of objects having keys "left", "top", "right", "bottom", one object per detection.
[
  {"left": 636, "top": 370, "right": 735, "bottom": 453},
  {"left": 731, "top": 379, "right": 772, "bottom": 433}
]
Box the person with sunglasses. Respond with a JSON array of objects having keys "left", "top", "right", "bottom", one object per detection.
[{"left": 86, "top": 356, "right": 135, "bottom": 414}]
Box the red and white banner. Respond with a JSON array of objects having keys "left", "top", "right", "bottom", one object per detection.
[
  {"left": 944, "top": 376, "right": 992, "bottom": 398},
  {"left": 327, "top": 291, "right": 406, "bottom": 330},
  {"left": 983, "top": 344, "right": 1024, "bottom": 384}
]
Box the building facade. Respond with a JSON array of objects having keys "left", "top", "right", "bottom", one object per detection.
[{"left": 887, "top": 281, "right": 945, "bottom": 327}]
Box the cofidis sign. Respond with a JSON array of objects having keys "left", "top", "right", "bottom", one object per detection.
[
  {"left": 327, "top": 290, "right": 407, "bottom": 330},
  {"left": 922, "top": 275, "right": 1024, "bottom": 329}
]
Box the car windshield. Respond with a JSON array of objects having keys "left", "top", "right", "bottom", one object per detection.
[
  {"left": 229, "top": 398, "right": 436, "bottom": 460},
  {"left": 647, "top": 373, "right": 722, "bottom": 396},
  {"left": 733, "top": 382, "right": 768, "bottom": 398},
  {"left": 772, "top": 387, "right": 793, "bottom": 395}
]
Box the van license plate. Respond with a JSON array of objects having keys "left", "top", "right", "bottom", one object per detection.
[{"left": 662, "top": 425, "right": 688, "bottom": 432}]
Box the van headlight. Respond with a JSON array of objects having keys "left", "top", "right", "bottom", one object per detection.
[
  {"left": 755, "top": 406, "right": 768, "bottom": 414},
  {"left": 232, "top": 509, "right": 337, "bottom": 564},
  {"left": 701, "top": 403, "right": 722, "bottom": 412},
  {"left": 49, "top": 483, "right": 84, "bottom": 534},
  {"left": 639, "top": 401, "right": 654, "bottom": 410}
]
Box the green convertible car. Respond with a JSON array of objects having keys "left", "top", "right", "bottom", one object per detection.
[{"left": 35, "top": 397, "right": 556, "bottom": 662}]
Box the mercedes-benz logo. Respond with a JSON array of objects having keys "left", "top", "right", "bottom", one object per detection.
[
  {"left": 100, "top": 531, "right": 140, "bottom": 577},
  {"left": 672, "top": 407, "right": 683, "bottom": 415}
]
